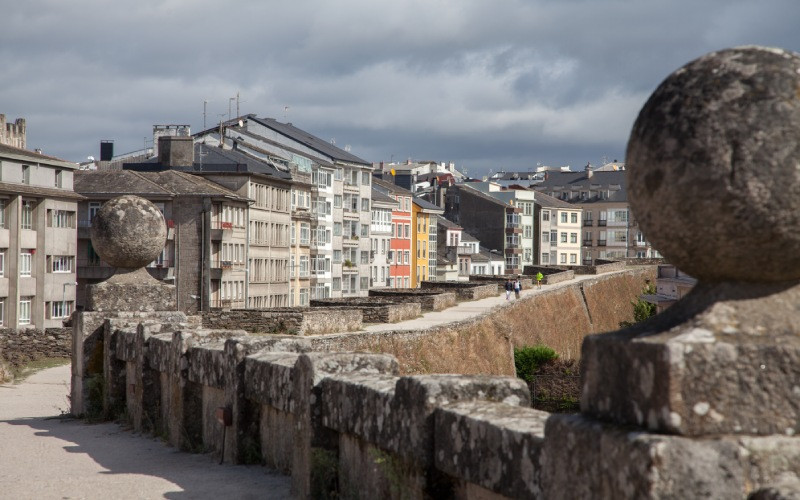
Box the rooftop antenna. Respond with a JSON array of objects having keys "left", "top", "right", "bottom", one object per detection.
[
  {"left": 283, "top": 105, "right": 290, "bottom": 121},
  {"left": 235, "top": 91, "right": 242, "bottom": 118},
  {"left": 203, "top": 99, "right": 210, "bottom": 129},
  {"left": 228, "top": 97, "right": 236, "bottom": 122},
  {"left": 330, "top": 138, "right": 336, "bottom": 145},
  {"left": 344, "top": 145, "right": 351, "bottom": 152}
]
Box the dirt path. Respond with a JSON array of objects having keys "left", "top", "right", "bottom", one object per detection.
[{"left": 0, "top": 364, "right": 290, "bottom": 499}]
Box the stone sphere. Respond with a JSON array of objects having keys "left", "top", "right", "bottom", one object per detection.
[
  {"left": 90, "top": 195, "right": 167, "bottom": 269},
  {"left": 627, "top": 46, "right": 800, "bottom": 282}
]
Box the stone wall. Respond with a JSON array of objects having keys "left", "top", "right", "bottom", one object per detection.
[
  {"left": 310, "top": 299, "right": 421, "bottom": 323},
  {"left": 565, "top": 259, "right": 628, "bottom": 275},
  {"left": 311, "top": 268, "right": 656, "bottom": 373},
  {"left": 368, "top": 289, "right": 457, "bottom": 311},
  {"left": 419, "top": 281, "right": 498, "bottom": 300},
  {"left": 201, "top": 308, "right": 362, "bottom": 335},
  {"left": 0, "top": 327, "right": 71, "bottom": 368},
  {"left": 469, "top": 275, "right": 535, "bottom": 293},
  {"left": 522, "top": 266, "right": 575, "bottom": 284}
]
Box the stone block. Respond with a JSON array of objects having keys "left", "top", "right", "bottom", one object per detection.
[
  {"left": 245, "top": 352, "right": 305, "bottom": 412},
  {"left": 434, "top": 400, "right": 550, "bottom": 499},
  {"left": 320, "top": 373, "right": 399, "bottom": 442},
  {"left": 387, "top": 375, "right": 531, "bottom": 468},
  {"left": 86, "top": 281, "right": 176, "bottom": 312},
  {"left": 291, "top": 352, "right": 399, "bottom": 499},
  {"left": 541, "top": 414, "right": 800, "bottom": 500},
  {"left": 582, "top": 283, "right": 800, "bottom": 436}
]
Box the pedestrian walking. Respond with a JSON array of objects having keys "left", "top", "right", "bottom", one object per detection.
[
  {"left": 514, "top": 278, "right": 521, "bottom": 299},
  {"left": 536, "top": 271, "right": 543, "bottom": 289},
  {"left": 505, "top": 279, "right": 513, "bottom": 300}
]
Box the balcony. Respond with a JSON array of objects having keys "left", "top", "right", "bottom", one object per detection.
[
  {"left": 505, "top": 225, "right": 522, "bottom": 234},
  {"left": 583, "top": 239, "right": 593, "bottom": 246},
  {"left": 597, "top": 239, "right": 607, "bottom": 246},
  {"left": 550, "top": 241, "right": 557, "bottom": 247},
  {"left": 598, "top": 220, "right": 607, "bottom": 227},
  {"left": 583, "top": 220, "right": 594, "bottom": 227},
  {"left": 504, "top": 247, "right": 523, "bottom": 254}
]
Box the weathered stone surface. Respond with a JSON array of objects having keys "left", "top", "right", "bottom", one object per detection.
[
  {"left": 245, "top": 352, "right": 303, "bottom": 412},
  {"left": 86, "top": 280, "right": 176, "bottom": 312},
  {"left": 582, "top": 281, "right": 800, "bottom": 436},
  {"left": 320, "top": 373, "right": 398, "bottom": 442},
  {"left": 291, "top": 352, "right": 400, "bottom": 499},
  {"left": 542, "top": 414, "right": 800, "bottom": 500},
  {"left": 202, "top": 308, "right": 362, "bottom": 335},
  {"left": 387, "top": 375, "right": 531, "bottom": 468},
  {"left": 750, "top": 474, "right": 800, "bottom": 500},
  {"left": 627, "top": 46, "right": 800, "bottom": 281},
  {"left": 435, "top": 400, "right": 549, "bottom": 499},
  {"left": 90, "top": 195, "right": 167, "bottom": 270}
]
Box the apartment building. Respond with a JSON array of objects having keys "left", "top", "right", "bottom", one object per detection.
[
  {"left": 74, "top": 167, "right": 249, "bottom": 313},
  {"left": 532, "top": 167, "right": 658, "bottom": 264},
  {"left": 127, "top": 137, "right": 295, "bottom": 308},
  {"left": 532, "top": 191, "right": 582, "bottom": 266},
  {"left": 194, "top": 115, "right": 373, "bottom": 298},
  {"left": 372, "top": 178, "right": 412, "bottom": 288},
  {"left": 370, "top": 188, "right": 397, "bottom": 288},
  {"left": 0, "top": 144, "right": 81, "bottom": 328},
  {"left": 444, "top": 183, "right": 525, "bottom": 275},
  {"left": 412, "top": 197, "right": 443, "bottom": 286}
]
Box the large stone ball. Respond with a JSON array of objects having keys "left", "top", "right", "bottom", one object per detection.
[
  {"left": 627, "top": 46, "right": 800, "bottom": 282},
  {"left": 90, "top": 195, "right": 167, "bottom": 269}
]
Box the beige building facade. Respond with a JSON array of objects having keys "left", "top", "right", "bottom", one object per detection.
[{"left": 0, "top": 144, "right": 81, "bottom": 328}]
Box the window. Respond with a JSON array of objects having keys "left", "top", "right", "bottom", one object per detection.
[
  {"left": 21, "top": 200, "right": 33, "bottom": 229},
  {"left": 20, "top": 251, "right": 32, "bottom": 277},
  {"left": 332, "top": 277, "right": 341, "bottom": 291},
  {"left": 0, "top": 251, "right": 4, "bottom": 277},
  {"left": 542, "top": 231, "right": 550, "bottom": 243},
  {"left": 299, "top": 288, "right": 309, "bottom": 306},
  {"left": 361, "top": 198, "right": 370, "bottom": 211},
  {"left": 404, "top": 224, "right": 410, "bottom": 238},
  {"left": 523, "top": 225, "right": 532, "bottom": 238},
  {"left": 560, "top": 212, "right": 568, "bottom": 223},
  {"left": 50, "top": 300, "right": 72, "bottom": 319},
  {"left": 299, "top": 256, "right": 309, "bottom": 277},
  {"left": 0, "top": 199, "right": 5, "bottom": 228},
  {"left": 334, "top": 195, "right": 342, "bottom": 209},
  {"left": 22, "top": 165, "right": 30, "bottom": 184},
  {"left": 541, "top": 253, "right": 550, "bottom": 264},
  {"left": 561, "top": 232, "right": 567, "bottom": 243},
  {"left": 542, "top": 211, "right": 550, "bottom": 222},
  {"left": 570, "top": 233, "right": 578, "bottom": 244},
  {"left": 55, "top": 170, "right": 63, "bottom": 188},
  {"left": 0, "top": 299, "right": 3, "bottom": 326},
  {"left": 362, "top": 172, "right": 371, "bottom": 186},
  {"left": 571, "top": 213, "right": 578, "bottom": 224},
  {"left": 570, "top": 254, "right": 578, "bottom": 264},
  {"left": 50, "top": 210, "right": 75, "bottom": 228},
  {"left": 361, "top": 224, "right": 369, "bottom": 238},
  {"left": 560, "top": 253, "right": 567, "bottom": 264},
  {"left": 300, "top": 223, "right": 310, "bottom": 245},
  {"left": 51, "top": 255, "right": 73, "bottom": 273},
  {"left": 360, "top": 277, "right": 369, "bottom": 290},
  {"left": 404, "top": 251, "right": 410, "bottom": 264},
  {"left": 19, "top": 297, "right": 32, "bottom": 325}
]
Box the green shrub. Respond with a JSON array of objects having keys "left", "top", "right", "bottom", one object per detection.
[{"left": 514, "top": 345, "right": 558, "bottom": 382}]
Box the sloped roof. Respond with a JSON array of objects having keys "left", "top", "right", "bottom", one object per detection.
[
  {"left": 0, "top": 143, "right": 77, "bottom": 168},
  {"left": 249, "top": 117, "right": 370, "bottom": 166},
  {"left": 533, "top": 190, "right": 580, "bottom": 210},
  {"left": 533, "top": 170, "right": 629, "bottom": 203},
  {"left": 74, "top": 169, "right": 245, "bottom": 200},
  {"left": 413, "top": 196, "right": 444, "bottom": 213},
  {"left": 435, "top": 215, "right": 462, "bottom": 230},
  {"left": 371, "top": 187, "right": 398, "bottom": 206},
  {"left": 373, "top": 177, "right": 413, "bottom": 196}
]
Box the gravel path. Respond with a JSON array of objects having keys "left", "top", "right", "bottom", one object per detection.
[{"left": 0, "top": 364, "right": 290, "bottom": 499}]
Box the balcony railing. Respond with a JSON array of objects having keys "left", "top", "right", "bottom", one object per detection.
[
  {"left": 211, "top": 221, "right": 234, "bottom": 230},
  {"left": 583, "top": 220, "right": 594, "bottom": 227},
  {"left": 598, "top": 220, "right": 607, "bottom": 227},
  {"left": 597, "top": 239, "right": 607, "bottom": 246},
  {"left": 583, "top": 240, "right": 593, "bottom": 246}
]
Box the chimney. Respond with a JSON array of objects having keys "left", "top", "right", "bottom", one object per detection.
[
  {"left": 159, "top": 136, "right": 194, "bottom": 167},
  {"left": 100, "top": 140, "right": 114, "bottom": 161},
  {"left": 585, "top": 162, "right": 593, "bottom": 179}
]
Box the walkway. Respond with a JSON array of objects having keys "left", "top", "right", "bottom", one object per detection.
[
  {"left": 363, "top": 271, "right": 619, "bottom": 332},
  {"left": 0, "top": 365, "right": 291, "bottom": 500}
]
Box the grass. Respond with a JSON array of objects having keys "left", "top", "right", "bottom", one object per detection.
[{"left": 11, "top": 357, "right": 71, "bottom": 384}]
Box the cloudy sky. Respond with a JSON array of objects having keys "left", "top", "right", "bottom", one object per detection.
[{"left": 2, "top": 1, "right": 799, "bottom": 177}]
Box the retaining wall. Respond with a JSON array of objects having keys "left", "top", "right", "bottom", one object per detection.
[
  {"left": 0, "top": 327, "right": 72, "bottom": 368},
  {"left": 311, "top": 299, "right": 421, "bottom": 323},
  {"left": 419, "top": 281, "right": 499, "bottom": 300},
  {"left": 368, "top": 289, "right": 457, "bottom": 311},
  {"left": 202, "top": 308, "right": 362, "bottom": 335}
]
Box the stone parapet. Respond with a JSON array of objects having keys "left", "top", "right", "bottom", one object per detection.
[
  {"left": 202, "top": 308, "right": 362, "bottom": 335},
  {"left": 419, "top": 281, "right": 498, "bottom": 300},
  {"left": 311, "top": 298, "right": 421, "bottom": 323},
  {"left": 368, "top": 288, "right": 457, "bottom": 311}
]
